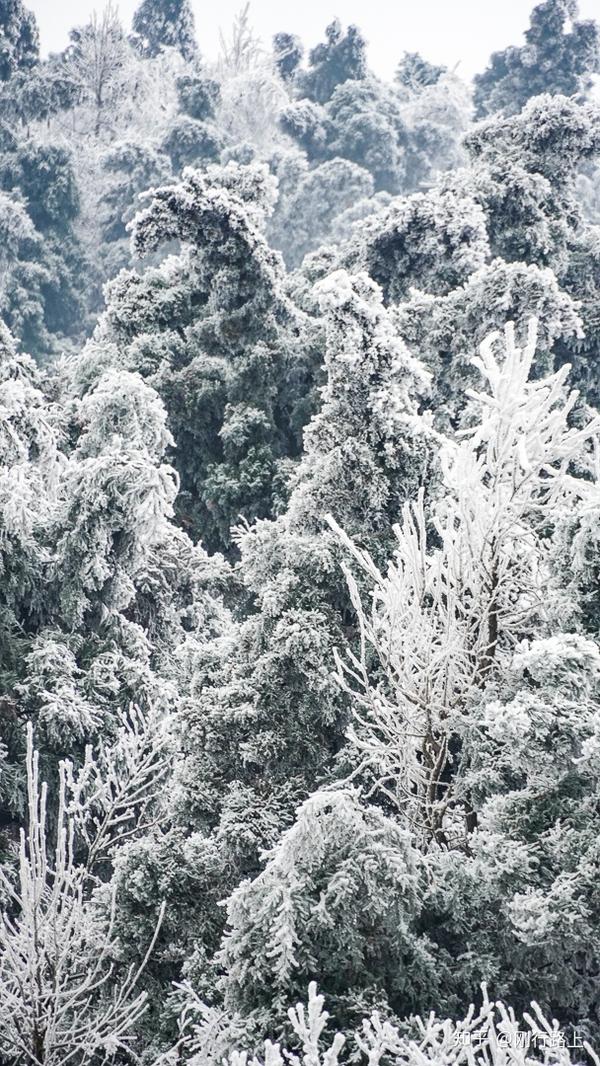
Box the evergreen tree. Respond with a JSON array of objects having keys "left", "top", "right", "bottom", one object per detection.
[
  {"left": 218, "top": 790, "right": 424, "bottom": 1029},
  {"left": 349, "top": 184, "right": 490, "bottom": 303},
  {"left": 462, "top": 94, "right": 600, "bottom": 400},
  {"left": 2, "top": 2, "right": 600, "bottom": 1057},
  {"left": 297, "top": 20, "right": 367, "bottom": 105},
  {"left": 474, "top": 0, "right": 600, "bottom": 117},
  {"left": 269, "top": 156, "right": 374, "bottom": 268},
  {"left": 0, "top": 0, "right": 38, "bottom": 83},
  {"left": 89, "top": 161, "right": 300, "bottom": 553},
  {"left": 0, "top": 318, "right": 221, "bottom": 819},
  {"left": 131, "top": 0, "right": 197, "bottom": 62},
  {"left": 0, "top": 141, "right": 90, "bottom": 356},
  {"left": 108, "top": 270, "right": 436, "bottom": 1044},
  {"left": 161, "top": 70, "right": 223, "bottom": 172},
  {"left": 273, "top": 31, "right": 304, "bottom": 82},
  {"left": 323, "top": 77, "right": 409, "bottom": 193},
  {"left": 396, "top": 51, "right": 447, "bottom": 91}
]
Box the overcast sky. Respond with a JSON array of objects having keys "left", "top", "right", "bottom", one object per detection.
[{"left": 28, "top": 0, "right": 600, "bottom": 80}]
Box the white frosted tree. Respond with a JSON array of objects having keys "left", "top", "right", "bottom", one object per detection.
[
  {"left": 0, "top": 716, "right": 168, "bottom": 1065},
  {"left": 213, "top": 4, "right": 289, "bottom": 156},
  {"left": 65, "top": 3, "right": 135, "bottom": 141},
  {"left": 177, "top": 979, "right": 600, "bottom": 1066},
  {"left": 329, "top": 319, "right": 600, "bottom": 844}
]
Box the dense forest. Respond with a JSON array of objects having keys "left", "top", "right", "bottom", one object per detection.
[{"left": 1, "top": 0, "right": 600, "bottom": 1062}]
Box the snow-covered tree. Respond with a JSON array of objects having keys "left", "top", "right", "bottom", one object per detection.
[
  {"left": 269, "top": 156, "right": 374, "bottom": 267},
  {"left": 330, "top": 319, "right": 600, "bottom": 843},
  {"left": 128, "top": 270, "right": 438, "bottom": 1048},
  {"left": 349, "top": 183, "right": 490, "bottom": 303},
  {"left": 182, "top": 980, "right": 600, "bottom": 1066},
  {"left": 131, "top": 0, "right": 197, "bottom": 62},
  {"left": 0, "top": 720, "right": 167, "bottom": 1064},
  {"left": 0, "top": 0, "right": 38, "bottom": 83},
  {"left": 216, "top": 789, "right": 424, "bottom": 1025},
  {"left": 0, "top": 141, "right": 90, "bottom": 356},
  {"left": 64, "top": 4, "right": 138, "bottom": 141},
  {"left": 463, "top": 94, "right": 600, "bottom": 403},
  {"left": 394, "top": 259, "right": 583, "bottom": 427},
  {"left": 89, "top": 160, "right": 299, "bottom": 552},
  {"left": 474, "top": 0, "right": 600, "bottom": 117},
  {"left": 212, "top": 5, "right": 289, "bottom": 159},
  {"left": 396, "top": 52, "right": 447, "bottom": 92},
  {"left": 272, "top": 32, "right": 304, "bottom": 82},
  {"left": 297, "top": 20, "right": 367, "bottom": 105}
]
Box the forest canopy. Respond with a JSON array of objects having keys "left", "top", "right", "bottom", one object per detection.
[{"left": 0, "top": 0, "right": 600, "bottom": 1063}]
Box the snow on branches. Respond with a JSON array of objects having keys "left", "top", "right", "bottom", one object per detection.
[
  {"left": 328, "top": 319, "right": 600, "bottom": 844},
  {"left": 0, "top": 714, "right": 167, "bottom": 1065}
]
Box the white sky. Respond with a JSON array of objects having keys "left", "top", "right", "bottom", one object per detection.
[{"left": 28, "top": 0, "right": 600, "bottom": 80}]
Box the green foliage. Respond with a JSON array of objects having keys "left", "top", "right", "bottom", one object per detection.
[
  {"left": 86, "top": 161, "right": 297, "bottom": 552},
  {"left": 219, "top": 791, "right": 424, "bottom": 1023}
]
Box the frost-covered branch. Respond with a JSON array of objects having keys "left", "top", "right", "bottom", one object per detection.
[
  {"left": 0, "top": 721, "right": 166, "bottom": 1065},
  {"left": 64, "top": 703, "right": 173, "bottom": 870},
  {"left": 184, "top": 982, "right": 600, "bottom": 1066},
  {"left": 329, "top": 319, "right": 600, "bottom": 843}
]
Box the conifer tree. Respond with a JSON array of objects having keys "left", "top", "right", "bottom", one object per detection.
[
  {"left": 461, "top": 94, "right": 600, "bottom": 401},
  {"left": 131, "top": 0, "right": 197, "bottom": 62},
  {"left": 90, "top": 161, "right": 301, "bottom": 552},
  {"left": 273, "top": 31, "right": 304, "bottom": 82},
  {"left": 297, "top": 20, "right": 367, "bottom": 105},
  {"left": 108, "top": 270, "right": 436, "bottom": 1044},
  {"left": 200, "top": 321, "right": 600, "bottom": 1049},
  {"left": 0, "top": 319, "right": 216, "bottom": 815},
  {"left": 474, "top": 0, "right": 600, "bottom": 117},
  {"left": 0, "top": 0, "right": 38, "bottom": 83}
]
